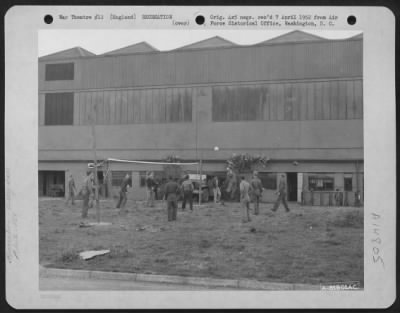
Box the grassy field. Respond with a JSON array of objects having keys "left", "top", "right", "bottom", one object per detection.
[{"left": 39, "top": 199, "right": 363, "bottom": 286}]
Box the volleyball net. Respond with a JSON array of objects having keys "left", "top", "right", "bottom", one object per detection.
[{"left": 89, "top": 157, "right": 202, "bottom": 184}]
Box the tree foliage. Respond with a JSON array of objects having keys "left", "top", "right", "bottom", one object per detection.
[
  {"left": 227, "top": 153, "right": 270, "bottom": 173},
  {"left": 163, "top": 155, "right": 183, "bottom": 180}
]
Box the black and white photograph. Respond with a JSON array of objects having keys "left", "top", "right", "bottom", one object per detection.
[
  {"left": 37, "top": 29, "right": 364, "bottom": 291},
  {"left": 4, "top": 5, "right": 396, "bottom": 309}
]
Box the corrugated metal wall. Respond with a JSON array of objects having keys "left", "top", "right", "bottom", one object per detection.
[{"left": 39, "top": 39, "right": 362, "bottom": 91}]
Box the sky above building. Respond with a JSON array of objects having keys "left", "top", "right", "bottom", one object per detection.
[{"left": 39, "top": 29, "right": 362, "bottom": 57}]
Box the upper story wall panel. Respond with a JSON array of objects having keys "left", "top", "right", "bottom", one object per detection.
[{"left": 39, "top": 39, "right": 362, "bottom": 91}]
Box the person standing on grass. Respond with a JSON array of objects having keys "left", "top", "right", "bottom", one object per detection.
[
  {"left": 240, "top": 176, "right": 252, "bottom": 223},
  {"left": 335, "top": 188, "right": 343, "bottom": 206},
  {"left": 154, "top": 178, "right": 160, "bottom": 200},
  {"left": 226, "top": 168, "right": 238, "bottom": 201},
  {"left": 164, "top": 176, "right": 180, "bottom": 221},
  {"left": 272, "top": 174, "right": 290, "bottom": 212},
  {"left": 65, "top": 174, "right": 77, "bottom": 206},
  {"left": 212, "top": 176, "right": 221, "bottom": 204},
  {"left": 81, "top": 171, "right": 94, "bottom": 218},
  {"left": 146, "top": 172, "right": 155, "bottom": 207},
  {"left": 88, "top": 174, "right": 97, "bottom": 209},
  {"left": 116, "top": 173, "right": 131, "bottom": 214},
  {"left": 250, "top": 171, "right": 263, "bottom": 215},
  {"left": 181, "top": 175, "right": 194, "bottom": 211}
]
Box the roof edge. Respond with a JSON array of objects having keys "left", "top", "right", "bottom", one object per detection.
[
  {"left": 39, "top": 46, "right": 96, "bottom": 61},
  {"left": 172, "top": 35, "right": 238, "bottom": 51},
  {"left": 38, "top": 35, "right": 363, "bottom": 62},
  {"left": 101, "top": 41, "right": 159, "bottom": 56}
]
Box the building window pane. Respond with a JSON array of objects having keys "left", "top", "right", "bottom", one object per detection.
[
  {"left": 39, "top": 171, "right": 65, "bottom": 197},
  {"left": 308, "top": 174, "right": 334, "bottom": 191},
  {"left": 259, "top": 173, "right": 277, "bottom": 190},
  {"left": 44, "top": 93, "right": 74, "bottom": 125},
  {"left": 112, "top": 171, "right": 128, "bottom": 186},
  {"left": 45, "top": 63, "right": 74, "bottom": 81}
]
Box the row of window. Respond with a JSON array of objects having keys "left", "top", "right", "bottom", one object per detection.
[
  {"left": 75, "top": 88, "right": 192, "bottom": 125},
  {"left": 212, "top": 80, "right": 363, "bottom": 121},
  {"left": 42, "top": 80, "right": 363, "bottom": 125},
  {"left": 308, "top": 174, "right": 354, "bottom": 191},
  {"left": 43, "top": 88, "right": 193, "bottom": 125}
]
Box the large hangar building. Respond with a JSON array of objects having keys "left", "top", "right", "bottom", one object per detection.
[{"left": 38, "top": 31, "right": 364, "bottom": 205}]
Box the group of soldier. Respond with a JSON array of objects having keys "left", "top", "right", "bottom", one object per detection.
[
  {"left": 65, "top": 169, "right": 291, "bottom": 223},
  {"left": 239, "top": 172, "right": 290, "bottom": 223}
]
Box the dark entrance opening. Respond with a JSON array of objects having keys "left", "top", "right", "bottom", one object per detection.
[
  {"left": 97, "top": 171, "right": 106, "bottom": 197},
  {"left": 38, "top": 171, "right": 65, "bottom": 197},
  {"left": 286, "top": 172, "right": 297, "bottom": 201}
]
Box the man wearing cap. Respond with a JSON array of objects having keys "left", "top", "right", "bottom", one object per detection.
[{"left": 250, "top": 171, "right": 263, "bottom": 215}]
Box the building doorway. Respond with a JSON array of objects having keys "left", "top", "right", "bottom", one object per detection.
[
  {"left": 38, "top": 171, "right": 65, "bottom": 197},
  {"left": 97, "top": 171, "right": 106, "bottom": 197},
  {"left": 286, "top": 172, "right": 298, "bottom": 201}
]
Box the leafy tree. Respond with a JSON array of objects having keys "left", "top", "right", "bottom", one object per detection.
[
  {"left": 227, "top": 153, "right": 270, "bottom": 173},
  {"left": 224, "top": 153, "right": 270, "bottom": 201},
  {"left": 163, "top": 155, "right": 183, "bottom": 181}
]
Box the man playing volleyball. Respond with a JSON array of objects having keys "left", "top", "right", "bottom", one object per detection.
[{"left": 116, "top": 173, "right": 131, "bottom": 214}]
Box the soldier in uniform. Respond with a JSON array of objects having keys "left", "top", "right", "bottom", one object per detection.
[
  {"left": 65, "top": 173, "right": 77, "bottom": 206},
  {"left": 240, "top": 176, "right": 252, "bottom": 223},
  {"left": 212, "top": 176, "right": 221, "bottom": 204},
  {"left": 181, "top": 175, "right": 194, "bottom": 211},
  {"left": 250, "top": 171, "right": 263, "bottom": 215},
  {"left": 164, "top": 176, "right": 180, "bottom": 221},
  {"left": 81, "top": 171, "right": 94, "bottom": 218},
  {"left": 146, "top": 172, "right": 156, "bottom": 207},
  {"left": 272, "top": 174, "right": 290, "bottom": 212},
  {"left": 226, "top": 168, "right": 238, "bottom": 201},
  {"left": 116, "top": 173, "right": 131, "bottom": 214}
]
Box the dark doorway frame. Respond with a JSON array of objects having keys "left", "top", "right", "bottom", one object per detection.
[{"left": 286, "top": 172, "right": 298, "bottom": 201}]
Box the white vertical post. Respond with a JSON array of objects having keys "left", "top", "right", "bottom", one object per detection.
[
  {"left": 91, "top": 104, "right": 100, "bottom": 223},
  {"left": 297, "top": 173, "right": 303, "bottom": 204},
  {"left": 199, "top": 154, "right": 203, "bottom": 205}
]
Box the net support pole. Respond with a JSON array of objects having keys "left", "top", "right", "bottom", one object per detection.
[
  {"left": 199, "top": 153, "right": 203, "bottom": 206},
  {"left": 91, "top": 105, "right": 100, "bottom": 223}
]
